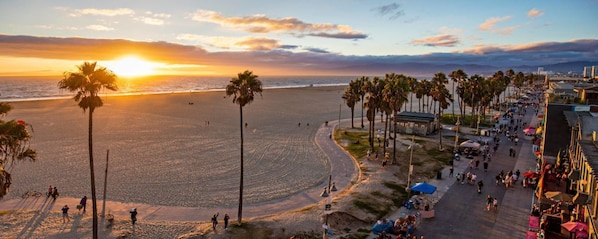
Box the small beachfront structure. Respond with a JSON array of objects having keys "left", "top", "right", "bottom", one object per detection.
[{"left": 394, "top": 112, "right": 438, "bottom": 136}]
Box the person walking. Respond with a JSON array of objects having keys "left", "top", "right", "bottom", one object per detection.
[
  {"left": 483, "top": 160, "right": 489, "bottom": 172},
  {"left": 130, "top": 208, "right": 138, "bottom": 225},
  {"left": 493, "top": 198, "right": 499, "bottom": 212},
  {"left": 62, "top": 205, "right": 70, "bottom": 223},
  {"left": 47, "top": 185, "right": 53, "bottom": 198},
  {"left": 79, "top": 196, "right": 87, "bottom": 213},
  {"left": 51, "top": 186, "right": 59, "bottom": 200},
  {"left": 449, "top": 165, "right": 454, "bottom": 177},
  {"left": 211, "top": 213, "right": 219, "bottom": 230},
  {"left": 486, "top": 194, "right": 493, "bottom": 211},
  {"left": 224, "top": 213, "right": 230, "bottom": 230}
]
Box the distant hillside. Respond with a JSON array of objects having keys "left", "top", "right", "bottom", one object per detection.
[{"left": 330, "top": 60, "right": 598, "bottom": 77}]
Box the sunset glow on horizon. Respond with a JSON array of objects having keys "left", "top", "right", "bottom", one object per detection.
[{"left": 103, "top": 56, "right": 161, "bottom": 77}]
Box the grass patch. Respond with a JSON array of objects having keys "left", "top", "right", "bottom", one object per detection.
[{"left": 335, "top": 130, "right": 379, "bottom": 159}]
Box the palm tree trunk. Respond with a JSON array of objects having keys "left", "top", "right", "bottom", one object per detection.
[
  {"left": 410, "top": 93, "right": 413, "bottom": 112},
  {"left": 438, "top": 107, "right": 443, "bottom": 150},
  {"left": 392, "top": 111, "right": 398, "bottom": 164},
  {"left": 350, "top": 106, "right": 355, "bottom": 128},
  {"left": 88, "top": 110, "right": 98, "bottom": 239},
  {"left": 451, "top": 83, "right": 456, "bottom": 119},
  {"left": 238, "top": 106, "right": 244, "bottom": 225},
  {"left": 383, "top": 113, "right": 389, "bottom": 154},
  {"left": 360, "top": 97, "right": 364, "bottom": 128}
]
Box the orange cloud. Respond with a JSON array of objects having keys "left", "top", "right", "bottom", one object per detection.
[
  {"left": 479, "top": 16, "right": 511, "bottom": 31},
  {"left": 234, "top": 37, "right": 281, "bottom": 51},
  {"left": 411, "top": 34, "right": 459, "bottom": 47},
  {"left": 69, "top": 8, "right": 135, "bottom": 17},
  {"left": 527, "top": 9, "right": 544, "bottom": 18},
  {"left": 190, "top": 10, "right": 367, "bottom": 39}
]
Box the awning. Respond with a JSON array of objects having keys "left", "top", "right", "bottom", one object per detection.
[
  {"left": 573, "top": 192, "right": 590, "bottom": 205},
  {"left": 568, "top": 169, "right": 580, "bottom": 181}
]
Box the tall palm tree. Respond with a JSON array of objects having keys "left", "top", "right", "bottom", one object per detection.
[
  {"left": 363, "top": 77, "right": 384, "bottom": 151},
  {"left": 0, "top": 98, "right": 37, "bottom": 199},
  {"left": 383, "top": 73, "right": 409, "bottom": 164},
  {"left": 225, "top": 70, "right": 263, "bottom": 225},
  {"left": 449, "top": 69, "right": 467, "bottom": 119},
  {"left": 431, "top": 72, "right": 451, "bottom": 150},
  {"left": 342, "top": 86, "right": 360, "bottom": 128},
  {"left": 358, "top": 76, "right": 369, "bottom": 128},
  {"left": 58, "top": 61, "right": 118, "bottom": 239}
]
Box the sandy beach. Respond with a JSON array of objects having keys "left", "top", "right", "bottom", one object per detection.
[{"left": 4, "top": 85, "right": 353, "bottom": 207}]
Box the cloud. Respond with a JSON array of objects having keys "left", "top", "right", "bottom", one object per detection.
[
  {"left": 494, "top": 26, "right": 519, "bottom": 36},
  {"left": 528, "top": 9, "right": 544, "bottom": 18},
  {"left": 136, "top": 17, "right": 165, "bottom": 25},
  {"left": 479, "top": 16, "right": 511, "bottom": 31},
  {"left": 234, "top": 37, "right": 282, "bottom": 51},
  {"left": 86, "top": 25, "right": 114, "bottom": 31},
  {"left": 0, "top": 34, "right": 596, "bottom": 76},
  {"left": 70, "top": 8, "right": 135, "bottom": 17},
  {"left": 136, "top": 12, "right": 171, "bottom": 25},
  {"left": 304, "top": 48, "right": 329, "bottom": 54},
  {"left": 189, "top": 10, "right": 367, "bottom": 40},
  {"left": 372, "top": 3, "right": 405, "bottom": 20},
  {"left": 411, "top": 34, "right": 460, "bottom": 47}
]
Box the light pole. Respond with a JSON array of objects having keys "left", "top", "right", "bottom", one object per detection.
[
  {"left": 406, "top": 135, "right": 415, "bottom": 198},
  {"left": 321, "top": 175, "right": 337, "bottom": 239},
  {"left": 454, "top": 117, "right": 460, "bottom": 152}
]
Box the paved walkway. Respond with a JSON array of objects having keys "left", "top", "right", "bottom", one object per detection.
[
  {"left": 414, "top": 108, "right": 540, "bottom": 239},
  {"left": 0, "top": 121, "right": 360, "bottom": 224}
]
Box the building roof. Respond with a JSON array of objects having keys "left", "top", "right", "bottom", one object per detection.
[
  {"left": 579, "top": 140, "right": 598, "bottom": 175},
  {"left": 544, "top": 104, "right": 574, "bottom": 157},
  {"left": 396, "top": 111, "right": 435, "bottom": 123},
  {"left": 563, "top": 111, "right": 592, "bottom": 128},
  {"left": 580, "top": 116, "right": 598, "bottom": 141}
]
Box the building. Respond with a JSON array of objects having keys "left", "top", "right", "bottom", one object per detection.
[{"left": 393, "top": 112, "right": 438, "bottom": 136}]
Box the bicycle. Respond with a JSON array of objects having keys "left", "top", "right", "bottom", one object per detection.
[{"left": 22, "top": 190, "right": 42, "bottom": 199}]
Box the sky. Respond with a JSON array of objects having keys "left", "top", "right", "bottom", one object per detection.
[{"left": 0, "top": 0, "right": 597, "bottom": 77}]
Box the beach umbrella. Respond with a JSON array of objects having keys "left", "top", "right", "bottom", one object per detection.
[
  {"left": 545, "top": 191, "right": 572, "bottom": 201},
  {"left": 410, "top": 182, "right": 437, "bottom": 194},
  {"left": 523, "top": 171, "right": 539, "bottom": 178},
  {"left": 523, "top": 126, "right": 536, "bottom": 134},
  {"left": 562, "top": 221, "right": 589, "bottom": 232},
  {"left": 576, "top": 229, "right": 589, "bottom": 238},
  {"left": 459, "top": 140, "right": 481, "bottom": 150}
]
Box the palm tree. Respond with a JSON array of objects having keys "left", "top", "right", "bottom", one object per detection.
[
  {"left": 0, "top": 98, "right": 37, "bottom": 199},
  {"left": 58, "top": 61, "right": 118, "bottom": 239},
  {"left": 342, "top": 86, "right": 360, "bottom": 128},
  {"left": 225, "top": 70, "right": 263, "bottom": 225},
  {"left": 431, "top": 72, "right": 452, "bottom": 150},
  {"left": 383, "top": 73, "right": 409, "bottom": 164},
  {"left": 363, "top": 77, "right": 384, "bottom": 152},
  {"left": 357, "top": 76, "right": 369, "bottom": 128},
  {"left": 449, "top": 69, "right": 467, "bottom": 120}
]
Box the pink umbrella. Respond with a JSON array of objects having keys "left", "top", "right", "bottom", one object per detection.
[
  {"left": 523, "top": 126, "right": 536, "bottom": 134},
  {"left": 576, "top": 229, "right": 589, "bottom": 239},
  {"left": 562, "top": 221, "right": 589, "bottom": 232}
]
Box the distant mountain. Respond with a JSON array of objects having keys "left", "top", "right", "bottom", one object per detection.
[
  {"left": 519, "top": 61, "right": 598, "bottom": 74},
  {"left": 331, "top": 60, "right": 597, "bottom": 77}
]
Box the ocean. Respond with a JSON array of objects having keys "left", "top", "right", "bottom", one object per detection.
[{"left": 0, "top": 75, "right": 357, "bottom": 101}]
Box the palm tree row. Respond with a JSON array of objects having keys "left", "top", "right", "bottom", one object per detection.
[{"left": 342, "top": 69, "right": 537, "bottom": 162}]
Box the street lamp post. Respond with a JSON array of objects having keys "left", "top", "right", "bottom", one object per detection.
[
  {"left": 454, "top": 117, "right": 460, "bottom": 152},
  {"left": 321, "top": 175, "right": 337, "bottom": 239}
]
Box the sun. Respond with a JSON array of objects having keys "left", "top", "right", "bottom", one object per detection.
[{"left": 104, "top": 56, "right": 158, "bottom": 77}]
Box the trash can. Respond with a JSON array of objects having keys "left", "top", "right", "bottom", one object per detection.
[{"left": 436, "top": 171, "right": 442, "bottom": 179}]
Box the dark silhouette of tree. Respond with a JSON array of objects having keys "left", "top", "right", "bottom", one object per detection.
[{"left": 225, "top": 70, "right": 263, "bottom": 225}]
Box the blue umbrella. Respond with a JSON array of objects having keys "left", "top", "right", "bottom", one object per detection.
[{"left": 410, "top": 182, "right": 437, "bottom": 194}]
